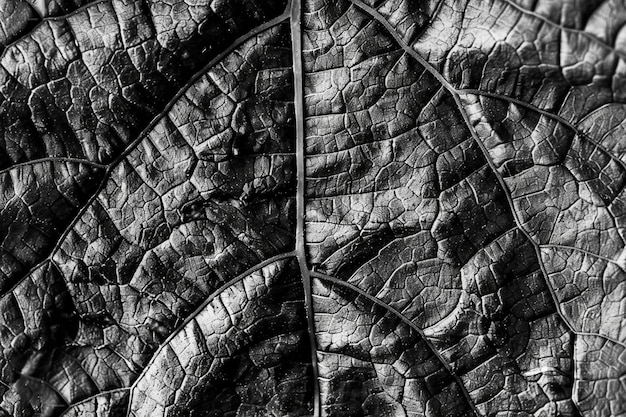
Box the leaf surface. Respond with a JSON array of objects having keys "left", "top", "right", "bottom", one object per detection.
[{"left": 1, "top": 0, "right": 626, "bottom": 416}]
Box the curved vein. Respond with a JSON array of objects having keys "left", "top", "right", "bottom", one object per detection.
[
  {"left": 0, "top": 0, "right": 107, "bottom": 60},
  {"left": 0, "top": 157, "right": 106, "bottom": 176},
  {"left": 127, "top": 250, "right": 297, "bottom": 391},
  {"left": 500, "top": 0, "right": 626, "bottom": 62},
  {"left": 15, "top": 10, "right": 292, "bottom": 296},
  {"left": 458, "top": 88, "right": 626, "bottom": 173},
  {"left": 541, "top": 243, "right": 623, "bottom": 266},
  {"left": 311, "top": 270, "right": 480, "bottom": 416},
  {"left": 57, "top": 388, "right": 129, "bottom": 417},
  {"left": 349, "top": 0, "right": 580, "bottom": 338}
]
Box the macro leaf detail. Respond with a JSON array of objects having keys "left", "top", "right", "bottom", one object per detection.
[{"left": 1, "top": 0, "right": 625, "bottom": 416}]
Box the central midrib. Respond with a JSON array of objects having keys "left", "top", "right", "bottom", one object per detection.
[{"left": 290, "top": 0, "right": 322, "bottom": 415}]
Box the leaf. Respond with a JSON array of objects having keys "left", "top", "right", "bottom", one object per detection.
[
  {"left": 311, "top": 272, "right": 475, "bottom": 416},
  {"left": 129, "top": 257, "right": 313, "bottom": 416},
  {"left": 1, "top": 0, "right": 626, "bottom": 416}
]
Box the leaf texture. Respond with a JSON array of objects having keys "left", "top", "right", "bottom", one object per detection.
[
  {"left": 1, "top": 0, "right": 626, "bottom": 416},
  {"left": 130, "top": 257, "right": 313, "bottom": 416}
]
